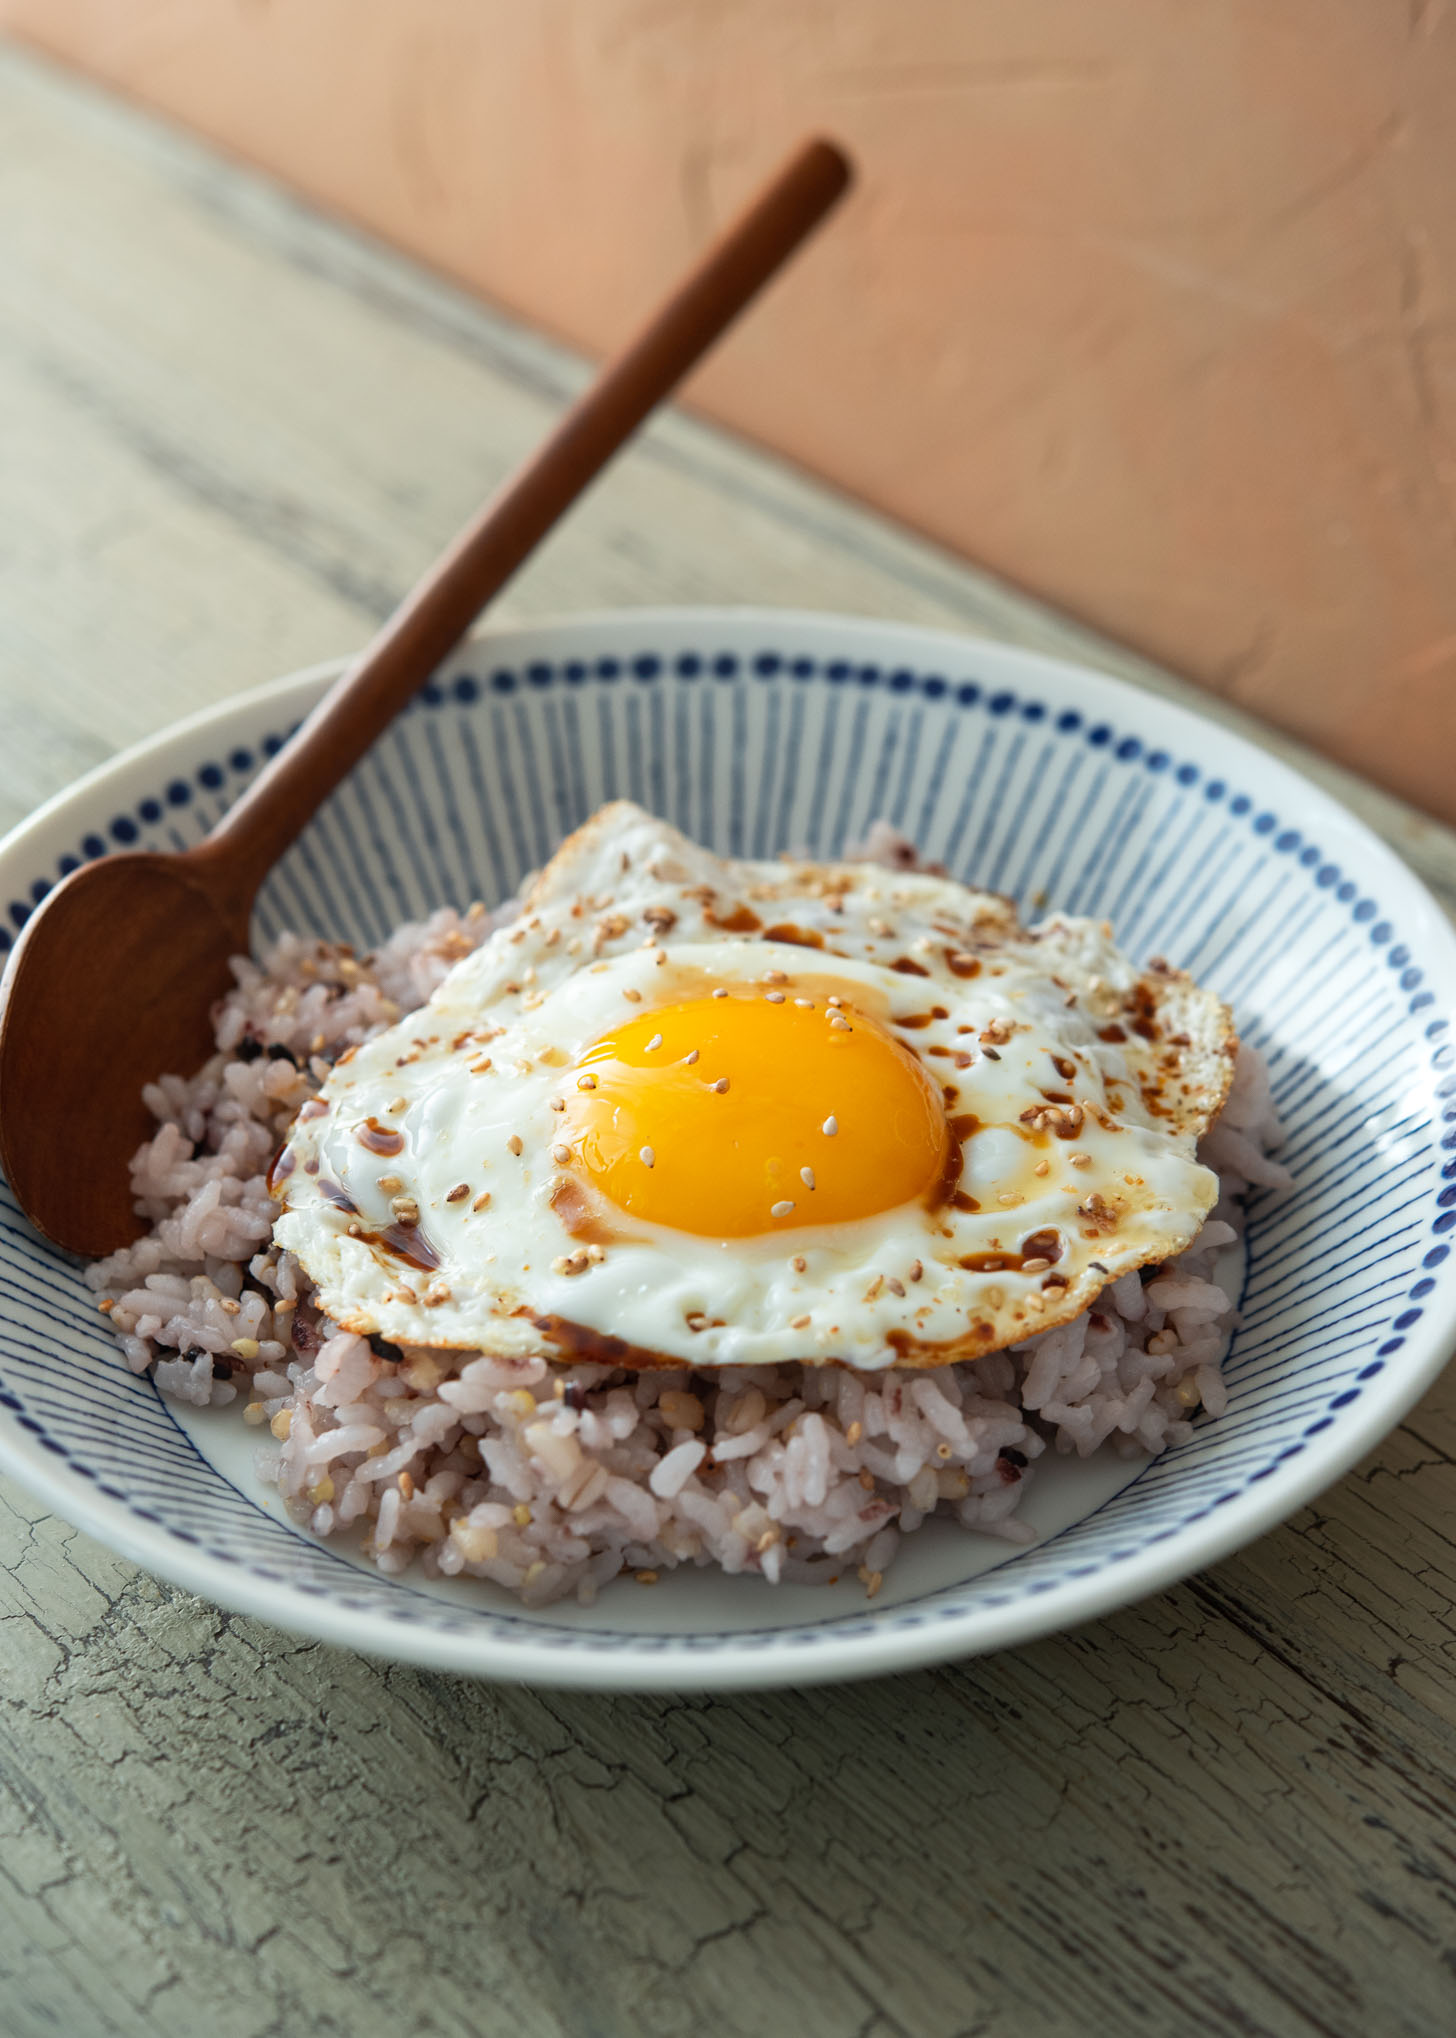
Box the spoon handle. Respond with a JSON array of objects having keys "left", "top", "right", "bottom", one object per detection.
[{"left": 194, "top": 136, "right": 852, "bottom": 904}]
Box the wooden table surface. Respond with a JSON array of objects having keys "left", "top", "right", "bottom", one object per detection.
[{"left": 2, "top": 42, "right": 1454, "bottom": 2038}]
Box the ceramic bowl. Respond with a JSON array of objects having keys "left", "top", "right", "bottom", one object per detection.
[{"left": 2, "top": 610, "right": 1453, "bottom": 1689}]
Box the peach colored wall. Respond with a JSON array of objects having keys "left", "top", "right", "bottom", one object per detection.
[{"left": 6, "top": 2, "right": 1456, "bottom": 820}]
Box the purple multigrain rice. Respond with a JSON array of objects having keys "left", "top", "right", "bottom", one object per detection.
[{"left": 86, "top": 878, "right": 1291, "bottom": 1607}]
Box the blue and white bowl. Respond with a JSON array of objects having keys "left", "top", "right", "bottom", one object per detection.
[{"left": 2, "top": 610, "right": 1452, "bottom": 1690}]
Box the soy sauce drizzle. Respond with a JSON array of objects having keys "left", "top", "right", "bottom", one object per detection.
[
  {"left": 708, "top": 902, "right": 762, "bottom": 933},
  {"left": 898, "top": 1005, "right": 951, "bottom": 1031},
  {"left": 371, "top": 1222, "right": 442, "bottom": 1272},
  {"left": 357, "top": 1117, "right": 405, "bottom": 1157},
  {"left": 933, "top": 1111, "right": 981, "bottom": 1211},
  {"left": 531, "top": 1314, "right": 679, "bottom": 1370}
]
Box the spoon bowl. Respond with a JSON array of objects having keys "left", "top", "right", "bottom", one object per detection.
[{"left": 0, "top": 850, "right": 248, "bottom": 1253}]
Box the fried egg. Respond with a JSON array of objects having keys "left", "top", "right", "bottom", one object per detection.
[{"left": 272, "top": 803, "right": 1236, "bottom": 1371}]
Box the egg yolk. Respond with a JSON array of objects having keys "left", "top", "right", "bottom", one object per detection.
[{"left": 560, "top": 992, "right": 948, "bottom": 1237}]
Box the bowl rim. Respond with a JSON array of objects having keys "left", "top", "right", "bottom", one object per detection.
[{"left": 2, "top": 604, "right": 1453, "bottom": 1690}]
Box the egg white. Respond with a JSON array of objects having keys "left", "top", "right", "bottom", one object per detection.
[{"left": 272, "top": 804, "right": 1233, "bottom": 1371}]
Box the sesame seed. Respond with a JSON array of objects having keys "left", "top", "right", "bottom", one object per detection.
[
  {"left": 827, "top": 996, "right": 843, "bottom": 1008},
  {"left": 388, "top": 1096, "right": 409, "bottom": 1113},
  {"left": 507, "top": 1135, "right": 523, "bottom": 1156},
  {"left": 472, "top": 1190, "right": 492, "bottom": 1211},
  {"left": 646, "top": 1032, "right": 663, "bottom": 1051},
  {"left": 791, "top": 1254, "right": 807, "bottom": 1272},
  {"left": 1022, "top": 1256, "right": 1051, "bottom": 1274},
  {"left": 445, "top": 1183, "right": 470, "bottom": 1203},
  {"left": 1069, "top": 1151, "right": 1092, "bottom": 1169},
  {"left": 790, "top": 1313, "right": 811, "bottom": 1329},
  {"left": 770, "top": 1200, "right": 795, "bottom": 1219},
  {"left": 800, "top": 1167, "right": 816, "bottom": 1190},
  {"left": 378, "top": 1174, "right": 403, "bottom": 1193},
  {"left": 219, "top": 1297, "right": 240, "bottom": 1316},
  {"left": 887, "top": 1276, "right": 905, "bottom": 1297},
  {"left": 711, "top": 1077, "right": 730, "bottom": 1093},
  {"left": 577, "top": 1073, "right": 597, "bottom": 1090},
  {"left": 471, "top": 1058, "right": 493, "bottom": 1074},
  {"left": 550, "top": 1096, "right": 566, "bottom": 1112},
  {"left": 766, "top": 990, "right": 785, "bottom": 1004},
  {"left": 1034, "top": 1159, "right": 1051, "bottom": 1176},
  {"left": 551, "top": 1143, "right": 571, "bottom": 1165},
  {"left": 640, "top": 1146, "right": 656, "bottom": 1168},
  {"left": 829, "top": 1014, "right": 851, "bottom": 1031},
  {"left": 865, "top": 1274, "right": 884, "bottom": 1299},
  {"left": 822, "top": 1115, "right": 838, "bottom": 1136},
  {"left": 712, "top": 987, "right": 728, "bottom": 999},
  {"left": 685, "top": 1048, "right": 700, "bottom": 1065},
  {"left": 794, "top": 998, "right": 814, "bottom": 1008},
  {"left": 622, "top": 987, "right": 642, "bottom": 1003},
  {"left": 908, "top": 1259, "right": 923, "bottom": 1282}
]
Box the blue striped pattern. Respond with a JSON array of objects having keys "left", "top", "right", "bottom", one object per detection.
[{"left": 1, "top": 618, "right": 1452, "bottom": 1663}]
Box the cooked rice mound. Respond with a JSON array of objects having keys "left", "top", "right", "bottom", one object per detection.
[{"left": 88, "top": 866, "right": 1292, "bottom": 1607}]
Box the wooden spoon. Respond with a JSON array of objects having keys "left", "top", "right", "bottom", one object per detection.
[{"left": 0, "top": 138, "right": 851, "bottom": 1255}]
